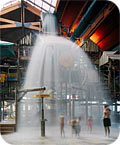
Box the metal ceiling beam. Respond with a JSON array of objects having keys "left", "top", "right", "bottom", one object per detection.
[
  {"left": 60, "top": 0, "right": 70, "bottom": 22},
  {"left": 85, "top": 3, "right": 115, "bottom": 39},
  {"left": 70, "top": 0, "right": 108, "bottom": 42},
  {"left": 69, "top": 0, "right": 89, "bottom": 31}
]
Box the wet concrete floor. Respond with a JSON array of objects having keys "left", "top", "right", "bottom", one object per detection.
[{"left": 1, "top": 124, "right": 120, "bottom": 145}]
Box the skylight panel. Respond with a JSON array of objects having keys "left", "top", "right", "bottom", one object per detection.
[
  {"left": 36, "top": 0, "right": 43, "bottom": 7},
  {"left": 51, "top": 0, "right": 57, "bottom": 7},
  {"left": 30, "top": 0, "right": 57, "bottom": 13},
  {"left": 45, "top": 0, "right": 52, "bottom": 3},
  {"left": 42, "top": 2, "right": 50, "bottom": 11}
]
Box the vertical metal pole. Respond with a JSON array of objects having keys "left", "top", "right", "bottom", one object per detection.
[
  {"left": 0, "top": 97, "right": 1, "bottom": 122},
  {"left": 16, "top": 45, "right": 20, "bottom": 131},
  {"left": 86, "top": 89, "right": 88, "bottom": 125},
  {"left": 113, "top": 67, "right": 117, "bottom": 113},
  {"left": 3, "top": 96, "right": 4, "bottom": 120},
  {"left": 72, "top": 98, "right": 75, "bottom": 119},
  {"left": 15, "top": 88, "right": 18, "bottom": 131},
  {"left": 65, "top": 82, "right": 67, "bottom": 116},
  {"left": 21, "top": 0, "right": 25, "bottom": 35},
  {"left": 60, "top": 82, "right": 62, "bottom": 112},
  {"left": 113, "top": 67, "right": 116, "bottom": 96},
  {"left": 98, "top": 100, "right": 101, "bottom": 124},
  {"left": 41, "top": 97, "right": 44, "bottom": 120},
  {"left": 108, "top": 60, "right": 111, "bottom": 89},
  {"left": 69, "top": 69, "right": 71, "bottom": 121},
  {"left": 41, "top": 97, "right": 45, "bottom": 136}
]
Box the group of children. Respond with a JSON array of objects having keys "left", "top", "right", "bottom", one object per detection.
[
  {"left": 60, "top": 105, "right": 111, "bottom": 137},
  {"left": 60, "top": 115, "right": 93, "bottom": 137},
  {"left": 70, "top": 117, "right": 81, "bottom": 136}
]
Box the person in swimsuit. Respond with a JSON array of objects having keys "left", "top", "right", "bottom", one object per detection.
[
  {"left": 103, "top": 105, "right": 111, "bottom": 137},
  {"left": 60, "top": 114, "right": 65, "bottom": 137}
]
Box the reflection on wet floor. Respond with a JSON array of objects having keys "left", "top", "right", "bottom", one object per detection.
[{"left": 1, "top": 125, "right": 120, "bottom": 145}]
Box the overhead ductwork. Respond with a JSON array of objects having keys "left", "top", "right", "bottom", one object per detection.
[{"left": 70, "top": 0, "right": 108, "bottom": 42}]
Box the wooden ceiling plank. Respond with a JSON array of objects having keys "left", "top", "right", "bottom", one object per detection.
[
  {"left": 0, "top": 5, "right": 20, "bottom": 16},
  {"left": 26, "top": 7, "right": 41, "bottom": 17},
  {"left": 0, "top": 24, "right": 17, "bottom": 29},
  {"left": 26, "top": 25, "right": 40, "bottom": 31},
  {"left": 31, "top": 22, "right": 40, "bottom": 26},
  {"left": 24, "top": 1, "right": 41, "bottom": 17},
  {"left": 26, "top": 22, "right": 40, "bottom": 26},
  {"left": 1, "top": 1, "right": 21, "bottom": 11},
  {"left": 0, "top": 18, "right": 15, "bottom": 24}
]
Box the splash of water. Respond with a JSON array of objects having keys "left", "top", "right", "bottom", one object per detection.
[
  {"left": 17, "top": 14, "right": 110, "bottom": 134},
  {"left": 1, "top": 13, "right": 118, "bottom": 145}
]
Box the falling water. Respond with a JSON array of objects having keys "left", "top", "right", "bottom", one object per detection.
[
  {"left": 1, "top": 15, "right": 115, "bottom": 145},
  {"left": 17, "top": 13, "right": 112, "bottom": 133},
  {"left": 1, "top": 13, "right": 119, "bottom": 145}
]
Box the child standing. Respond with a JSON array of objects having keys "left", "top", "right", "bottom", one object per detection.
[
  {"left": 88, "top": 116, "right": 93, "bottom": 132},
  {"left": 71, "top": 119, "right": 77, "bottom": 137},
  {"left": 60, "top": 114, "right": 65, "bottom": 137},
  {"left": 75, "top": 117, "right": 81, "bottom": 136}
]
